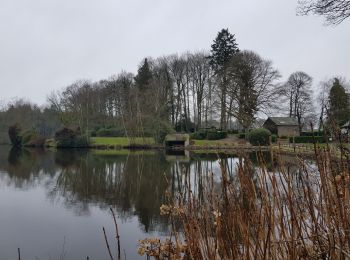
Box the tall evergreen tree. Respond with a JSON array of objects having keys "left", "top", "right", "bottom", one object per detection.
[
  {"left": 328, "top": 78, "right": 350, "bottom": 125},
  {"left": 134, "top": 58, "right": 153, "bottom": 91},
  {"left": 209, "top": 29, "right": 239, "bottom": 130},
  {"left": 209, "top": 29, "right": 239, "bottom": 72}
]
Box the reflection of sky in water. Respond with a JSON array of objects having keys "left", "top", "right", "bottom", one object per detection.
[
  {"left": 0, "top": 148, "right": 315, "bottom": 259},
  {"left": 0, "top": 182, "right": 160, "bottom": 259},
  {"left": 0, "top": 148, "right": 170, "bottom": 259},
  {"left": 187, "top": 157, "right": 241, "bottom": 192}
]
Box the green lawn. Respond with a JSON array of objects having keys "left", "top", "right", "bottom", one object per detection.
[{"left": 90, "top": 137, "right": 155, "bottom": 146}]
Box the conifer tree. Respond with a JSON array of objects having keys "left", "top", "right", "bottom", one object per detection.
[
  {"left": 134, "top": 58, "right": 153, "bottom": 91},
  {"left": 209, "top": 29, "right": 239, "bottom": 73},
  {"left": 328, "top": 78, "right": 350, "bottom": 125},
  {"left": 209, "top": 29, "right": 239, "bottom": 129}
]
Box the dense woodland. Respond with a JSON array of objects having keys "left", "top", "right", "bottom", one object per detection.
[{"left": 1, "top": 29, "right": 349, "bottom": 144}]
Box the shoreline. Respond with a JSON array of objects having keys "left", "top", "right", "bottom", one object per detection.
[{"left": 2, "top": 142, "right": 340, "bottom": 159}]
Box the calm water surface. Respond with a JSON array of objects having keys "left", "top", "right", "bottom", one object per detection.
[
  {"left": 0, "top": 146, "right": 312, "bottom": 259},
  {"left": 0, "top": 147, "right": 246, "bottom": 260}
]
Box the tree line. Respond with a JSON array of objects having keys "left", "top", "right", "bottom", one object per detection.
[{"left": 0, "top": 28, "right": 349, "bottom": 144}]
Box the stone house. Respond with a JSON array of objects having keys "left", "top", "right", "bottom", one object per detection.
[{"left": 263, "top": 117, "right": 300, "bottom": 137}]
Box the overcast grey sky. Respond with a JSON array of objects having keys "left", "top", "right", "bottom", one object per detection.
[{"left": 0, "top": 0, "right": 349, "bottom": 105}]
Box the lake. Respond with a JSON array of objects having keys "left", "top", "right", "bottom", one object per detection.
[
  {"left": 0, "top": 147, "right": 237, "bottom": 259},
  {"left": 0, "top": 146, "right": 308, "bottom": 259}
]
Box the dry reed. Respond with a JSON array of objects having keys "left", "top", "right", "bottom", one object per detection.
[{"left": 139, "top": 146, "right": 350, "bottom": 259}]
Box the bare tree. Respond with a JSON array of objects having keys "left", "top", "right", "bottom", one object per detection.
[
  {"left": 168, "top": 55, "right": 188, "bottom": 129},
  {"left": 317, "top": 79, "right": 334, "bottom": 130},
  {"left": 226, "top": 50, "right": 281, "bottom": 131},
  {"left": 187, "top": 52, "right": 211, "bottom": 130},
  {"left": 280, "top": 72, "right": 315, "bottom": 131},
  {"left": 298, "top": 0, "right": 350, "bottom": 25}
]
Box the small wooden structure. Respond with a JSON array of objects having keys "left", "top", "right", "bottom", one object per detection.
[
  {"left": 263, "top": 117, "right": 299, "bottom": 137},
  {"left": 164, "top": 134, "right": 190, "bottom": 148}
]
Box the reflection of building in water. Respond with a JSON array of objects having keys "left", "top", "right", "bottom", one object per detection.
[{"left": 165, "top": 149, "right": 190, "bottom": 162}]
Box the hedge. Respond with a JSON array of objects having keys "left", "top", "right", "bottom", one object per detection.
[
  {"left": 289, "top": 136, "right": 326, "bottom": 143},
  {"left": 301, "top": 131, "right": 325, "bottom": 137},
  {"left": 96, "top": 128, "right": 125, "bottom": 137},
  {"left": 190, "top": 130, "right": 227, "bottom": 140}
]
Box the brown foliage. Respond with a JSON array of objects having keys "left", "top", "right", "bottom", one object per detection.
[{"left": 142, "top": 147, "right": 350, "bottom": 259}]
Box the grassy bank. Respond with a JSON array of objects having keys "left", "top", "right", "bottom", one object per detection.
[
  {"left": 90, "top": 137, "right": 155, "bottom": 146},
  {"left": 31, "top": 136, "right": 338, "bottom": 153}
]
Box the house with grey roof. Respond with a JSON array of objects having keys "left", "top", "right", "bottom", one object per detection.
[{"left": 263, "top": 117, "right": 300, "bottom": 137}]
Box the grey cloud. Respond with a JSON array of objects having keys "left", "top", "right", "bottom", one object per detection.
[{"left": 0, "top": 0, "right": 349, "bottom": 104}]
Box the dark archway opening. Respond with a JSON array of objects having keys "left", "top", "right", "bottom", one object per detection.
[{"left": 165, "top": 140, "right": 185, "bottom": 148}]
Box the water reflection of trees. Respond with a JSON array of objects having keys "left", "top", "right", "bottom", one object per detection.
[
  {"left": 51, "top": 150, "right": 173, "bottom": 233},
  {"left": 0, "top": 147, "right": 56, "bottom": 188},
  {"left": 0, "top": 148, "right": 318, "bottom": 235}
]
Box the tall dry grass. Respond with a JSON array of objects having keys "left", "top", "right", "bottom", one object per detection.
[{"left": 138, "top": 146, "right": 350, "bottom": 259}]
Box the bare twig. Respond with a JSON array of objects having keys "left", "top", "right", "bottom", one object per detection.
[
  {"left": 103, "top": 227, "right": 114, "bottom": 260},
  {"left": 110, "top": 208, "right": 121, "bottom": 259}
]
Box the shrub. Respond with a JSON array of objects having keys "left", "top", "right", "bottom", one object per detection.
[
  {"left": 55, "top": 127, "right": 89, "bottom": 148},
  {"left": 271, "top": 134, "right": 277, "bottom": 143},
  {"left": 190, "top": 130, "right": 207, "bottom": 140},
  {"left": 74, "top": 135, "right": 89, "bottom": 147},
  {"left": 21, "top": 131, "right": 46, "bottom": 147},
  {"left": 8, "top": 124, "right": 22, "bottom": 147},
  {"left": 248, "top": 128, "right": 271, "bottom": 146},
  {"left": 206, "top": 131, "right": 227, "bottom": 140},
  {"left": 55, "top": 128, "right": 76, "bottom": 147},
  {"left": 289, "top": 136, "right": 325, "bottom": 143},
  {"left": 21, "top": 131, "right": 36, "bottom": 145}
]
